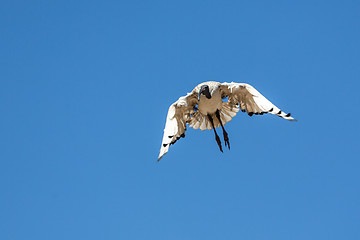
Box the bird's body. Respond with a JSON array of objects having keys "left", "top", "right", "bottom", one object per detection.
[
  {"left": 158, "top": 81, "right": 296, "bottom": 161},
  {"left": 197, "top": 82, "right": 222, "bottom": 115}
]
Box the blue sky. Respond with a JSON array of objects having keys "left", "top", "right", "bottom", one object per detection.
[{"left": 1, "top": 0, "right": 359, "bottom": 239}]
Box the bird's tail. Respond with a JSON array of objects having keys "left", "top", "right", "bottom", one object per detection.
[{"left": 189, "top": 102, "right": 239, "bottom": 130}]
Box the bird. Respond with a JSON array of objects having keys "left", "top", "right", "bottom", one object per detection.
[{"left": 158, "top": 81, "right": 296, "bottom": 161}]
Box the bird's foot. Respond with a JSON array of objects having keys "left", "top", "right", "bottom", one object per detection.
[
  {"left": 215, "top": 134, "right": 223, "bottom": 152},
  {"left": 223, "top": 130, "right": 230, "bottom": 150}
]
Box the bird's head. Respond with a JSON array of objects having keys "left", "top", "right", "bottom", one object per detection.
[{"left": 198, "top": 84, "right": 211, "bottom": 100}]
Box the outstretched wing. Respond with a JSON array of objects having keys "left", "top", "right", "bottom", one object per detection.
[
  {"left": 220, "top": 82, "right": 296, "bottom": 121},
  {"left": 158, "top": 92, "right": 198, "bottom": 161}
]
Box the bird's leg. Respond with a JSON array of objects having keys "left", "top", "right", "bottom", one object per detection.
[
  {"left": 207, "top": 114, "right": 223, "bottom": 153},
  {"left": 216, "top": 110, "right": 230, "bottom": 150}
]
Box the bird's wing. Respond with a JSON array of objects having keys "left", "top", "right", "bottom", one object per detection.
[
  {"left": 158, "top": 91, "right": 198, "bottom": 161},
  {"left": 220, "top": 82, "right": 296, "bottom": 121}
]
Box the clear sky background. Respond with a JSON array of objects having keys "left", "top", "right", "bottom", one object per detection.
[{"left": 1, "top": 1, "right": 359, "bottom": 239}]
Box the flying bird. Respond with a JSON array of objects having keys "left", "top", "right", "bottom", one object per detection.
[{"left": 158, "top": 81, "right": 296, "bottom": 161}]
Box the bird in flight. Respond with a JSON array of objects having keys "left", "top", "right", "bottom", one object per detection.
[{"left": 158, "top": 81, "right": 296, "bottom": 161}]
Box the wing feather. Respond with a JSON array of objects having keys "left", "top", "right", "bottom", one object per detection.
[
  {"left": 220, "top": 82, "right": 296, "bottom": 121},
  {"left": 158, "top": 92, "right": 197, "bottom": 161}
]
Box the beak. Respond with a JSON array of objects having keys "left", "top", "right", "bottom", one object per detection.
[{"left": 198, "top": 91, "right": 201, "bottom": 101}]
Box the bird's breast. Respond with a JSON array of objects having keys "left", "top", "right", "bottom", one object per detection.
[{"left": 198, "top": 90, "right": 222, "bottom": 115}]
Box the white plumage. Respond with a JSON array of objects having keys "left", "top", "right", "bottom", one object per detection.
[{"left": 158, "top": 81, "right": 296, "bottom": 161}]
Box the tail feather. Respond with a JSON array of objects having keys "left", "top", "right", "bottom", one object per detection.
[{"left": 189, "top": 102, "right": 239, "bottom": 130}]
